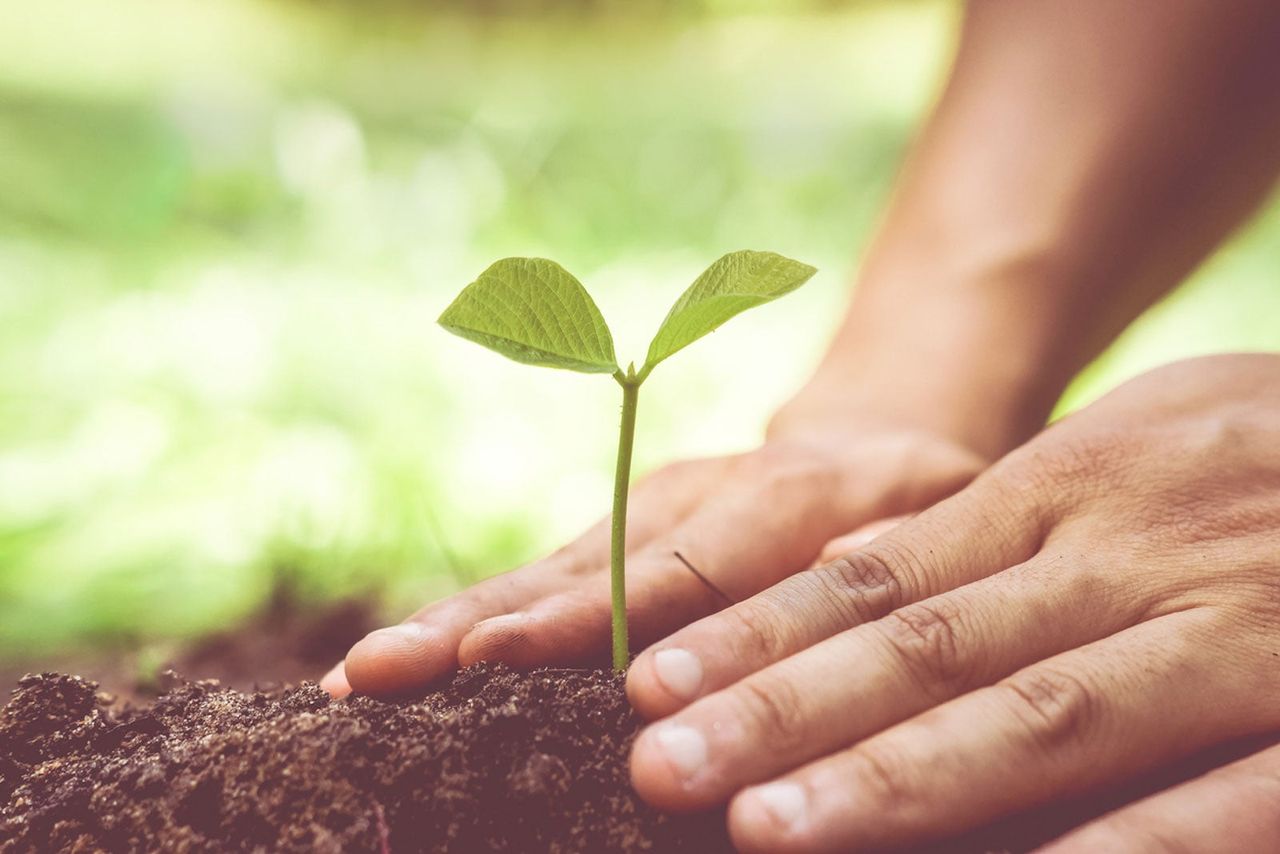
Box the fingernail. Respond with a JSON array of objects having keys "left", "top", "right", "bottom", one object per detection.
[
  {"left": 350, "top": 623, "right": 432, "bottom": 657},
  {"left": 654, "top": 724, "right": 708, "bottom": 780},
  {"left": 371, "top": 623, "right": 431, "bottom": 643},
  {"left": 653, "top": 648, "right": 704, "bottom": 701},
  {"left": 319, "top": 662, "right": 349, "bottom": 696},
  {"left": 844, "top": 531, "right": 879, "bottom": 549},
  {"left": 475, "top": 613, "right": 527, "bottom": 630},
  {"left": 749, "top": 782, "right": 808, "bottom": 831}
]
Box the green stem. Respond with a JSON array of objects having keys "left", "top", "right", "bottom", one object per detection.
[{"left": 610, "top": 371, "right": 641, "bottom": 671}]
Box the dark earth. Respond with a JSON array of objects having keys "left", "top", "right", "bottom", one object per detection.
[
  {"left": 0, "top": 664, "right": 731, "bottom": 853},
  {"left": 3, "top": 593, "right": 1274, "bottom": 853}
]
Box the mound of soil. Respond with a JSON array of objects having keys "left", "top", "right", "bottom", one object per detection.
[
  {"left": 0, "top": 665, "right": 730, "bottom": 853},
  {"left": 6, "top": 661, "right": 1271, "bottom": 853}
]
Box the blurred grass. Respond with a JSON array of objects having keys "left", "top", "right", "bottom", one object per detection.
[{"left": 0, "top": 0, "right": 1277, "bottom": 658}]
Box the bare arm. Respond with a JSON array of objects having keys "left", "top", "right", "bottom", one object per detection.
[{"left": 773, "top": 0, "right": 1280, "bottom": 459}]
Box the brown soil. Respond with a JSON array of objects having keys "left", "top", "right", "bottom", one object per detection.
[
  {"left": 0, "top": 664, "right": 730, "bottom": 853},
  {"left": 3, "top": 620, "right": 1273, "bottom": 852}
]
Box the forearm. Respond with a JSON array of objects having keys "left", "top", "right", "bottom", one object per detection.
[{"left": 773, "top": 0, "right": 1280, "bottom": 460}]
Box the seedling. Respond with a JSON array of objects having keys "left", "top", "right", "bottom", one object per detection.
[{"left": 439, "top": 250, "right": 816, "bottom": 670}]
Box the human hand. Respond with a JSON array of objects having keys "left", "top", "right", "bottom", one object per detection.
[
  {"left": 626, "top": 353, "right": 1280, "bottom": 851},
  {"left": 321, "top": 420, "right": 983, "bottom": 697},
  {"left": 1039, "top": 732, "right": 1280, "bottom": 851}
]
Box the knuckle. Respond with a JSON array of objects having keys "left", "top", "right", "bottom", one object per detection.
[
  {"left": 1000, "top": 428, "right": 1132, "bottom": 507},
  {"left": 741, "top": 443, "right": 838, "bottom": 498},
  {"left": 876, "top": 600, "right": 973, "bottom": 701},
  {"left": 1142, "top": 480, "right": 1280, "bottom": 550},
  {"left": 1000, "top": 667, "right": 1100, "bottom": 751},
  {"left": 848, "top": 743, "right": 916, "bottom": 816},
  {"left": 1185, "top": 551, "right": 1280, "bottom": 617},
  {"left": 721, "top": 601, "right": 790, "bottom": 663},
  {"left": 732, "top": 675, "right": 808, "bottom": 752},
  {"left": 1242, "top": 567, "right": 1280, "bottom": 617},
  {"left": 1195, "top": 604, "right": 1280, "bottom": 686},
  {"left": 816, "top": 547, "right": 909, "bottom": 625}
]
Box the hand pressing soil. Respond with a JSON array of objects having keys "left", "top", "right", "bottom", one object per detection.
[
  {"left": 6, "top": 662, "right": 1249, "bottom": 853},
  {"left": 0, "top": 664, "right": 730, "bottom": 853}
]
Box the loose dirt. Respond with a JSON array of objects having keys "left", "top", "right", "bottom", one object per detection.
[{"left": 0, "top": 664, "right": 728, "bottom": 853}]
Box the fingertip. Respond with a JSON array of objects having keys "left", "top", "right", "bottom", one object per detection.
[
  {"left": 729, "top": 782, "right": 811, "bottom": 854},
  {"left": 319, "top": 661, "right": 352, "bottom": 698},
  {"left": 628, "top": 722, "right": 709, "bottom": 812},
  {"left": 626, "top": 647, "right": 704, "bottom": 719},
  {"left": 344, "top": 622, "right": 453, "bottom": 696},
  {"left": 625, "top": 654, "right": 675, "bottom": 719}
]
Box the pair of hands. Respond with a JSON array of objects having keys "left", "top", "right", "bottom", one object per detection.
[{"left": 323, "top": 353, "right": 1280, "bottom": 851}]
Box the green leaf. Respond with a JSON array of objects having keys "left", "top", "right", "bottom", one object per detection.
[
  {"left": 439, "top": 257, "right": 619, "bottom": 374},
  {"left": 643, "top": 250, "right": 816, "bottom": 372}
]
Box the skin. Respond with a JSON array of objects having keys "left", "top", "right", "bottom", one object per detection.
[
  {"left": 1042, "top": 735, "right": 1280, "bottom": 852},
  {"left": 324, "top": 0, "right": 1280, "bottom": 846},
  {"left": 628, "top": 354, "right": 1280, "bottom": 850},
  {"left": 325, "top": 428, "right": 984, "bottom": 695}
]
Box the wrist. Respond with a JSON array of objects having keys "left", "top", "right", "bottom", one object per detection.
[{"left": 768, "top": 253, "right": 1078, "bottom": 461}]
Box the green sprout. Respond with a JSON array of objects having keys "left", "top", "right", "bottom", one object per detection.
[{"left": 439, "top": 250, "right": 816, "bottom": 670}]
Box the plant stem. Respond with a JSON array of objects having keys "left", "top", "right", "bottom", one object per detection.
[{"left": 610, "top": 371, "right": 641, "bottom": 671}]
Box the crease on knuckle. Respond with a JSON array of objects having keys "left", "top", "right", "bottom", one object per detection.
[
  {"left": 1228, "top": 566, "right": 1280, "bottom": 623},
  {"left": 733, "top": 675, "right": 808, "bottom": 753},
  {"left": 818, "top": 547, "right": 909, "bottom": 626},
  {"left": 848, "top": 743, "right": 916, "bottom": 818},
  {"left": 1001, "top": 667, "right": 1100, "bottom": 752},
  {"left": 722, "top": 601, "right": 790, "bottom": 664},
  {"left": 877, "top": 600, "right": 972, "bottom": 701}
]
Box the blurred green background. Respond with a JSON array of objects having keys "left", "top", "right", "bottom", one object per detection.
[{"left": 2, "top": 0, "right": 1278, "bottom": 661}]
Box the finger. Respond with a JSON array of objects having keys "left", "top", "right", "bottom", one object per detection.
[
  {"left": 628, "top": 553, "right": 1137, "bottom": 809},
  {"left": 460, "top": 427, "right": 983, "bottom": 674},
  {"left": 343, "top": 579, "right": 559, "bottom": 696},
  {"left": 627, "top": 468, "right": 1049, "bottom": 718},
  {"left": 320, "top": 661, "right": 351, "bottom": 698},
  {"left": 727, "top": 610, "right": 1278, "bottom": 853},
  {"left": 343, "top": 458, "right": 727, "bottom": 695},
  {"left": 1041, "top": 735, "right": 1280, "bottom": 853},
  {"left": 814, "top": 515, "right": 909, "bottom": 565},
  {"left": 457, "top": 550, "right": 719, "bottom": 669},
  {"left": 460, "top": 460, "right": 862, "bottom": 667}
]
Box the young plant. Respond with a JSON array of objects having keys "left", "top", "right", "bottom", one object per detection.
[{"left": 439, "top": 250, "right": 816, "bottom": 670}]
